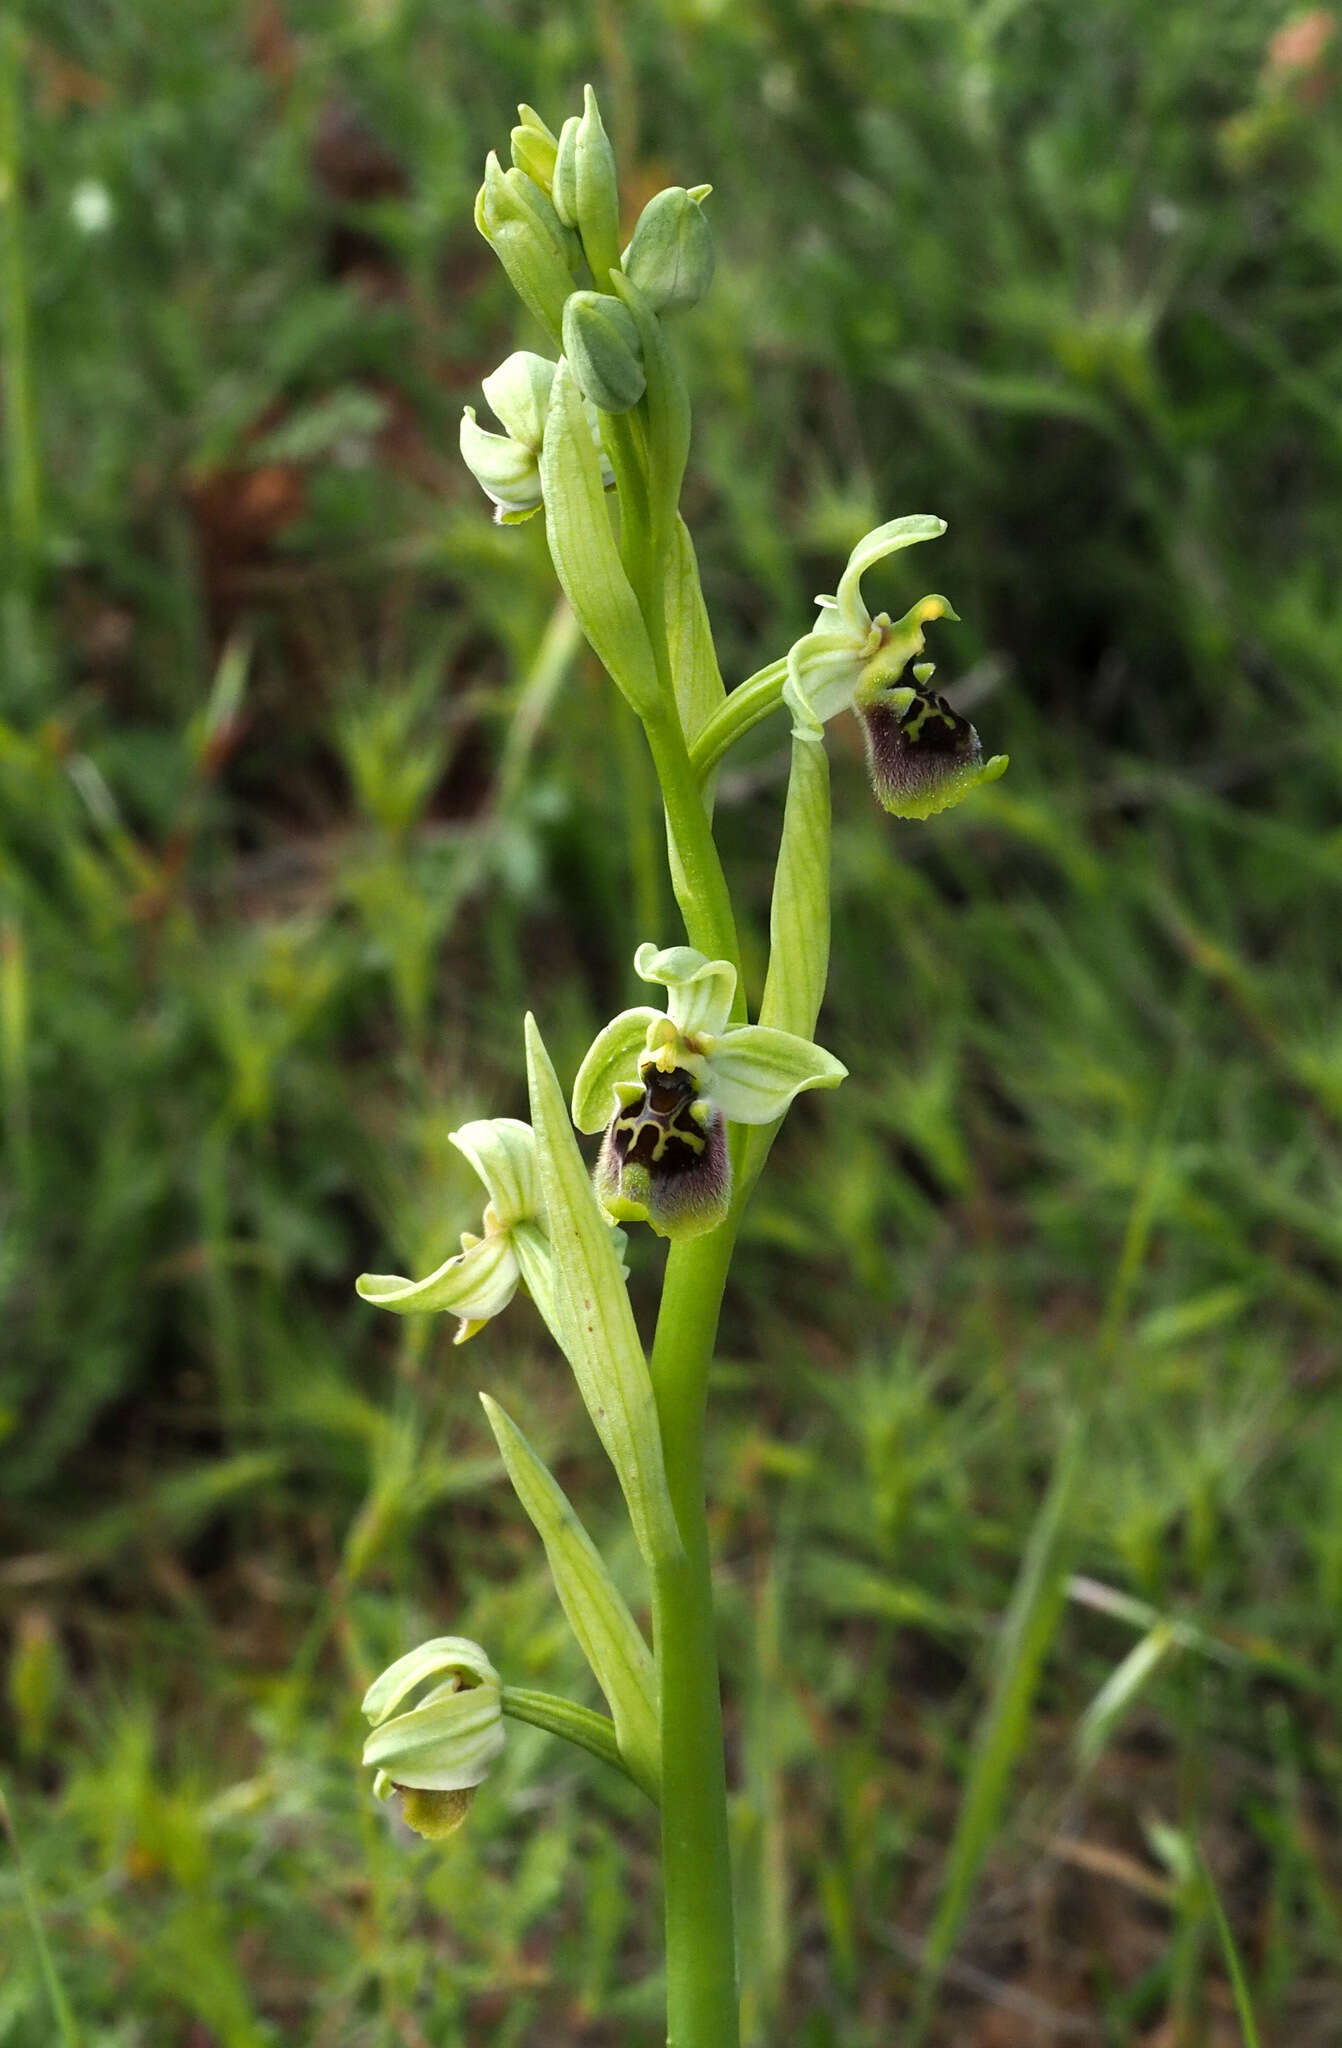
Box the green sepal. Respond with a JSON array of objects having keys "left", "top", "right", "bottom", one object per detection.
[
  {"left": 539, "top": 360, "right": 662, "bottom": 718},
  {"left": 634, "top": 941, "right": 736, "bottom": 1040},
  {"left": 510, "top": 104, "right": 559, "bottom": 192},
  {"left": 361, "top": 1682, "right": 504, "bottom": 1792},
  {"left": 450, "top": 1116, "right": 538, "bottom": 1232},
  {"left": 523, "top": 1013, "right": 681, "bottom": 1568},
  {"left": 834, "top": 514, "right": 947, "bottom": 635},
  {"left": 481, "top": 1393, "right": 660, "bottom": 1800},
  {"left": 571, "top": 1005, "right": 661, "bottom": 1133}
]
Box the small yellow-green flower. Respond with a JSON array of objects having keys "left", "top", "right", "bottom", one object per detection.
[
  {"left": 362, "top": 1637, "right": 504, "bottom": 1840},
  {"left": 784, "top": 516, "right": 1008, "bottom": 819},
  {"left": 356, "top": 1118, "right": 551, "bottom": 1344},
  {"left": 571, "top": 943, "right": 846, "bottom": 1238}
]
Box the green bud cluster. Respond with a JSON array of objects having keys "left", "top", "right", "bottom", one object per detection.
[{"left": 463, "top": 83, "right": 718, "bottom": 524}]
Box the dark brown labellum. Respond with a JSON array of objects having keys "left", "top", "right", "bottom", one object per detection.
[
  {"left": 857, "top": 684, "right": 986, "bottom": 820},
  {"left": 596, "top": 1065, "right": 730, "bottom": 1239}
]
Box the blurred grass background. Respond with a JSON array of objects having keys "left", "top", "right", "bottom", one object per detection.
[{"left": 1, "top": 0, "right": 1340, "bottom": 2041}]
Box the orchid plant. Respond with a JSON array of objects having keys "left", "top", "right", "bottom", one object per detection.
[{"left": 356, "top": 87, "right": 1006, "bottom": 2046}]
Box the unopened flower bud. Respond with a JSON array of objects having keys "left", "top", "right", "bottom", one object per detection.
[
  {"left": 552, "top": 87, "right": 621, "bottom": 283},
  {"left": 623, "top": 185, "right": 715, "bottom": 314},
  {"left": 510, "top": 104, "right": 559, "bottom": 193},
  {"left": 562, "top": 291, "right": 646, "bottom": 413},
  {"left": 474, "top": 152, "right": 572, "bottom": 344}
]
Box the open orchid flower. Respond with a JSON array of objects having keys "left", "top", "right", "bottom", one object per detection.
[
  {"left": 362, "top": 1637, "right": 505, "bottom": 1840},
  {"left": 783, "top": 515, "right": 1008, "bottom": 819},
  {"left": 459, "top": 350, "right": 611, "bottom": 524},
  {"left": 356, "top": 1117, "right": 554, "bottom": 1345},
  {"left": 571, "top": 943, "right": 846, "bottom": 1239}
]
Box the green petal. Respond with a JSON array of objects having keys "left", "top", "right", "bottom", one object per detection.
[
  {"left": 570, "top": 1007, "right": 661, "bottom": 1133},
  {"left": 706, "top": 1024, "right": 847, "bottom": 1125},
  {"left": 633, "top": 941, "right": 736, "bottom": 1041},
  {"left": 834, "top": 514, "right": 946, "bottom": 638},
  {"left": 450, "top": 1117, "right": 539, "bottom": 1231},
  {"left": 355, "top": 1229, "right": 519, "bottom": 1329}
]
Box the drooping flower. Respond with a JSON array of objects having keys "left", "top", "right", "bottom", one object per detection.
[
  {"left": 459, "top": 350, "right": 613, "bottom": 524},
  {"left": 356, "top": 1117, "right": 552, "bottom": 1344},
  {"left": 362, "top": 1637, "right": 505, "bottom": 1840},
  {"left": 783, "top": 516, "right": 1008, "bottom": 819},
  {"left": 571, "top": 943, "right": 846, "bottom": 1239}
]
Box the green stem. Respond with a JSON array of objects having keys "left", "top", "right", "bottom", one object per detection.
[
  {"left": 650, "top": 1222, "right": 741, "bottom": 2048},
  {"left": 643, "top": 706, "right": 743, "bottom": 1002},
  {"left": 688, "top": 659, "right": 789, "bottom": 783}
]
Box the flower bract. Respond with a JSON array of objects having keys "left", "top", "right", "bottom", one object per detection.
[{"left": 572, "top": 943, "right": 846, "bottom": 1238}]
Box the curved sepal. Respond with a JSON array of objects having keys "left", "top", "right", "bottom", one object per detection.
[
  {"left": 834, "top": 514, "right": 947, "bottom": 637},
  {"left": 633, "top": 942, "right": 736, "bottom": 1041},
  {"left": 450, "top": 1117, "right": 539, "bottom": 1232},
  {"left": 362, "top": 1637, "right": 500, "bottom": 1725},
  {"left": 571, "top": 1007, "right": 661, "bottom": 1133},
  {"left": 706, "top": 1024, "right": 847, "bottom": 1125}
]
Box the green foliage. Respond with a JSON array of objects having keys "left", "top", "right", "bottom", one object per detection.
[{"left": 3, "top": 0, "right": 1341, "bottom": 2039}]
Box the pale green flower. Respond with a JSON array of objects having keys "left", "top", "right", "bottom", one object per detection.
[
  {"left": 460, "top": 350, "right": 612, "bottom": 524},
  {"left": 362, "top": 1637, "right": 504, "bottom": 1839},
  {"left": 571, "top": 943, "right": 846, "bottom": 1238},
  {"left": 356, "top": 1117, "right": 551, "bottom": 1344},
  {"left": 784, "top": 516, "right": 1008, "bottom": 819}
]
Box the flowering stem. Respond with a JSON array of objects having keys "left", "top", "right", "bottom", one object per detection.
[
  {"left": 650, "top": 1221, "right": 741, "bottom": 2048},
  {"left": 688, "top": 658, "right": 789, "bottom": 783},
  {"left": 643, "top": 707, "right": 743, "bottom": 1007}
]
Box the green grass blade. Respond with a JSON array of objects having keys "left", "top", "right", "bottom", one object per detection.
[
  {"left": 1198, "top": 1844, "right": 1262, "bottom": 2048},
  {"left": 0, "top": 1781, "right": 81, "bottom": 2048},
  {"left": 910, "top": 1422, "right": 1082, "bottom": 2042}
]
